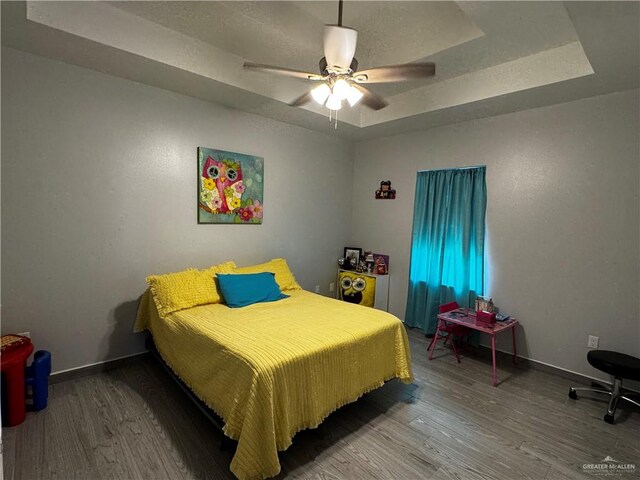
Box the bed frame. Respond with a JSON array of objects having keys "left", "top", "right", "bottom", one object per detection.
[{"left": 145, "top": 336, "right": 237, "bottom": 451}]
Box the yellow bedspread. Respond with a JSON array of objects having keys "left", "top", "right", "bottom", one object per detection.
[{"left": 134, "top": 289, "right": 413, "bottom": 480}]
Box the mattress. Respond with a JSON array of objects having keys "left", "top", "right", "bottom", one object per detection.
[{"left": 135, "top": 289, "right": 413, "bottom": 479}]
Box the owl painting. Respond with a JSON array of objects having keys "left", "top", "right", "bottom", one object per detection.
[
  {"left": 338, "top": 271, "right": 376, "bottom": 307},
  {"left": 198, "top": 147, "right": 264, "bottom": 224},
  {"left": 201, "top": 156, "right": 244, "bottom": 214}
]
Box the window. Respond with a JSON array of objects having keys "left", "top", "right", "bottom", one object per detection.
[{"left": 405, "top": 166, "right": 487, "bottom": 333}]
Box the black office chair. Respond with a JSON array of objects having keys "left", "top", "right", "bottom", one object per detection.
[{"left": 569, "top": 350, "right": 640, "bottom": 424}]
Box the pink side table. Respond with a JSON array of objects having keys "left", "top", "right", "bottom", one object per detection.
[{"left": 430, "top": 308, "right": 519, "bottom": 386}]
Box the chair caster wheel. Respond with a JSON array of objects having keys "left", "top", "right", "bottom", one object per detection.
[
  {"left": 604, "top": 414, "right": 614, "bottom": 424},
  {"left": 568, "top": 389, "right": 577, "bottom": 400}
]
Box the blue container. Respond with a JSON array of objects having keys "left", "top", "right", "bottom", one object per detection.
[{"left": 25, "top": 350, "right": 51, "bottom": 412}]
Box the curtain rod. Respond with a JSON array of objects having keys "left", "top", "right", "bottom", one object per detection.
[{"left": 417, "top": 165, "right": 485, "bottom": 173}]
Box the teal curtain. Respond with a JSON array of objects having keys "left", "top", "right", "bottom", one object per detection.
[{"left": 405, "top": 167, "right": 487, "bottom": 333}]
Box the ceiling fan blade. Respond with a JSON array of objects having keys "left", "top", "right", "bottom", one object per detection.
[
  {"left": 353, "top": 63, "right": 435, "bottom": 83},
  {"left": 243, "top": 62, "right": 324, "bottom": 81},
  {"left": 289, "top": 91, "right": 314, "bottom": 107},
  {"left": 352, "top": 84, "right": 388, "bottom": 111}
]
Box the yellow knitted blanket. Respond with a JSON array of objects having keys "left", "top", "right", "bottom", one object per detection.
[{"left": 135, "top": 289, "right": 413, "bottom": 479}]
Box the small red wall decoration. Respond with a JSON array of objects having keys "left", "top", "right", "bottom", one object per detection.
[{"left": 375, "top": 180, "right": 396, "bottom": 199}]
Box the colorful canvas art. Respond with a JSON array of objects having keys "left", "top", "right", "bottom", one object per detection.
[{"left": 198, "top": 147, "right": 264, "bottom": 224}]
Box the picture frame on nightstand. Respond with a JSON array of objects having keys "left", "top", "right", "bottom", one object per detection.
[
  {"left": 372, "top": 253, "right": 389, "bottom": 275},
  {"left": 343, "top": 247, "right": 362, "bottom": 269}
]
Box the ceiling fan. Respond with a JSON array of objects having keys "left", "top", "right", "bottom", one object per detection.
[{"left": 243, "top": 0, "right": 435, "bottom": 114}]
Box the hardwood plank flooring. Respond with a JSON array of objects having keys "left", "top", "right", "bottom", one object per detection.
[{"left": 3, "top": 328, "right": 639, "bottom": 479}]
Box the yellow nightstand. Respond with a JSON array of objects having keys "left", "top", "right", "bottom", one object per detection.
[{"left": 336, "top": 269, "right": 390, "bottom": 311}]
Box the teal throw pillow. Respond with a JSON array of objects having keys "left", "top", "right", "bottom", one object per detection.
[{"left": 217, "top": 272, "right": 289, "bottom": 308}]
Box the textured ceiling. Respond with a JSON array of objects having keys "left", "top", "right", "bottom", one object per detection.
[{"left": 2, "top": 1, "right": 638, "bottom": 139}]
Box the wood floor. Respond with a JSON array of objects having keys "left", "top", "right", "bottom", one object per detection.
[{"left": 3, "top": 329, "right": 639, "bottom": 480}]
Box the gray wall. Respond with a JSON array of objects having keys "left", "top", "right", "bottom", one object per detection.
[
  {"left": 3, "top": 46, "right": 639, "bottom": 382},
  {"left": 351, "top": 90, "right": 640, "bottom": 379},
  {"left": 1, "top": 48, "right": 354, "bottom": 373}
]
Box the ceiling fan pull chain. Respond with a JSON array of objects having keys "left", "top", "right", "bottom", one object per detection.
[{"left": 335, "top": 109, "right": 338, "bottom": 130}]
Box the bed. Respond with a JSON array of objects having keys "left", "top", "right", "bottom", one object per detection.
[{"left": 134, "top": 283, "right": 413, "bottom": 480}]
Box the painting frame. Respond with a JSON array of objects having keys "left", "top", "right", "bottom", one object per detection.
[{"left": 197, "top": 147, "right": 264, "bottom": 225}]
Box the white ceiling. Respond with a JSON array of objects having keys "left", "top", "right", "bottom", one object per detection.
[{"left": 2, "top": 1, "right": 638, "bottom": 140}]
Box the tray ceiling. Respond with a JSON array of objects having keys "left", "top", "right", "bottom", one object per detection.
[{"left": 2, "top": 1, "right": 638, "bottom": 139}]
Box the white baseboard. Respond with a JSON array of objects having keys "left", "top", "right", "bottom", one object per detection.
[
  {"left": 478, "top": 344, "right": 640, "bottom": 394},
  {"left": 49, "top": 350, "right": 148, "bottom": 383}
]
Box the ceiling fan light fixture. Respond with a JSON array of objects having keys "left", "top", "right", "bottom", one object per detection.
[
  {"left": 325, "top": 93, "right": 342, "bottom": 111},
  {"left": 332, "top": 78, "right": 351, "bottom": 101},
  {"left": 245, "top": 1, "right": 436, "bottom": 122},
  {"left": 311, "top": 83, "right": 331, "bottom": 105},
  {"left": 346, "top": 85, "right": 364, "bottom": 107}
]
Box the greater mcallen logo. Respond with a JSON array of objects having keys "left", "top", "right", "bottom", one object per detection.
[{"left": 582, "top": 456, "right": 636, "bottom": 476}]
